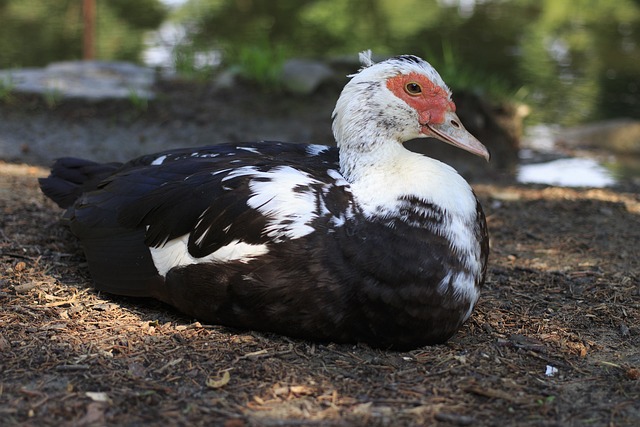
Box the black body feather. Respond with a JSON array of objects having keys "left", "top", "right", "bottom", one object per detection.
[{"left": 39, "top": 141, "right": 488, "bottom": 349}]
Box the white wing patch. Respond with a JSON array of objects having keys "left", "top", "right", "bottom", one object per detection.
[
  {"left": 222, "top": 165, "right": 349, "bottom": 242},
  {"left": 193, "top": 152, "right": 219, "bottom": 158},
  {"left": 237, "top": 146, "right": 261, "bottom": 154},
  {"left": 152, "top": 151, "right": 224, "bottom": 166},
  {"left": 149, "top": 165, "right": 355, "bottom": 276},
  {"left": 306, "top": 144, "right": 330, "bottom": 156},
  {"left": 149, "top": 234, "right": 268, "bottom": 276},
  {"left": 245, "top": 166, "right": 320, "bottom": 242},
  {"left": 151, "top": 155, "right": 167, "bottom": 165}
]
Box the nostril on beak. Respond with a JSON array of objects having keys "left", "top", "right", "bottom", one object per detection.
[{"left": 450, "top": 120, "right": 460, "bottom": 128}]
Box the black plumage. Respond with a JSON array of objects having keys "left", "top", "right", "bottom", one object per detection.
[{"left": 39, "top": 53, "right": 490, "bottom": 349}]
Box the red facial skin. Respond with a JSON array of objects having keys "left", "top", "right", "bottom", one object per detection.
[
  {"left": 385, "top": 71, "right": 491, "bottom": 161},
  {"left": 386, "top": 72, "right": 456, "bottom": 127}
]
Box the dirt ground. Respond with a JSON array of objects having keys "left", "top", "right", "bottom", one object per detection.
[{"left": 1, "top": 85, "right": 639, "bottom": 426}]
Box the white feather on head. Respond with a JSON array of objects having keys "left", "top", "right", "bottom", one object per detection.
[
  {"left": 346, "top": 50, "right": 375, "bottom": 78},
  {"left": 358, "top": 50, "right": 375, "bottom": 68}
]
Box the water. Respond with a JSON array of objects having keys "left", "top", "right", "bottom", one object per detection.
[
  {"left": 516, "top": 123, "right": 640, "bottom": 187},
  {"left": 517, "top": 157, "right": 616, "bottom": 188}
]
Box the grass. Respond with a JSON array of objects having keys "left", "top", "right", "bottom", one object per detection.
[
  {"left": 43, "top": 88, "right": 62, "bottom": 109},
  {"left": 127, "top": 88, "right": 149, "bottom": 112},
  {"left": 0, "top": 74, "right": 16, "bottom": 102}
]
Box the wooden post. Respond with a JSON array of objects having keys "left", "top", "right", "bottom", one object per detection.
[{"left": 83, "top": 0, "right": 96, "bottom": 60}]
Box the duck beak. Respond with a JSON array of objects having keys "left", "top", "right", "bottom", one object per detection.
[{"left": 423, "top": 111, "right": 490, "bottom": 161}]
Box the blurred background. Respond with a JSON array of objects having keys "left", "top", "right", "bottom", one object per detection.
[{"left": 1, "top": 0, "right": 639, "bottom": 186}]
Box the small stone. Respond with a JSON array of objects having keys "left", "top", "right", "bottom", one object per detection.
[
  {"left": 626, "top": 368, "right": 640, "bottom": 380},
  {"left": 213, "top": 68, "right": 239, "bottom": 90},
  {"left": 434, "top": 412, "right": 475, "bottom": 425},
  {"left": 280, "top": 59, "right": 333, "bottom": 95},
  {"left": 620, "top": 323, "right": 630, "bottom": 338}
]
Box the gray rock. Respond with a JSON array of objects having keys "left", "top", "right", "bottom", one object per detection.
[
  {"left": 212, "top": 68, "right": 240, "bottom": 90},
  {"left": 0, "top": 61, "right": 155, "bottom": 101},
  {"left": 280, "top": 59, "right": 334, "bottom": 95}
]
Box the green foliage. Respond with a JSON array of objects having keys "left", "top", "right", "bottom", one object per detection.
[
  {"left": 171, "top": 43, "right": 217, "bottom": 81},
  {"left": 516, "top": 0, "right": 640, "bottom": 123},
  {"left": 171, "top": 0, "right": 640, "bottom": 125},
  {"left": 536, "top": 395, "right": 556, "bottom": 406},
  {"left": 230, "top": 44, "right": 287, "bottom": 89},
  {"left": 430, "top": 42, "right": 523, "bottom": 103},
  {"left": 0, "top": 0, "right": 167, "bottom": 68},
  {"left": 107, "top": 0, "right": 167, "bottom": 29},
  {"left": 3, "top": 0, "right": 639, "bottom": 125},
  {"left": 0, "top": 1, "right": 82, "bottom": 68}
]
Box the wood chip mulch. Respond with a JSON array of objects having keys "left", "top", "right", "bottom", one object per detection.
[{"left": 1, "top": 162, "right": 639, "bottom": 426}]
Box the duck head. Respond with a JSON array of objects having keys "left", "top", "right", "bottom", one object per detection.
[{"left": 332, "top": 51, "right": 490, "bottom": 181}]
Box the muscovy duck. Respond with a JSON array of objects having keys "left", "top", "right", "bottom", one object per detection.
[{"left": 40, "top": 52, "right": 490, "bottom": 350}]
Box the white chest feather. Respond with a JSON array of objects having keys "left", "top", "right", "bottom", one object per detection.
[
  {"left": 349, "top": 149, "right": 476, "bottom": 221},
  {"left": 348, "top": 149, "right": 482, "bottom": 304}
]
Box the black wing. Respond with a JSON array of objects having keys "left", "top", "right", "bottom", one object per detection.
[{"left": 60, "top": 142, "right": 342, "bottom": 295}]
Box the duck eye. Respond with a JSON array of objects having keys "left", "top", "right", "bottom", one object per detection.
[{"left": 404, "top": 82, "right": 422, "bottom": 95}]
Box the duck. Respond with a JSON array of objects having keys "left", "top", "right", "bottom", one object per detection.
[{"left": 39, "top": 51, "right": 490, "bottom": 350}]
